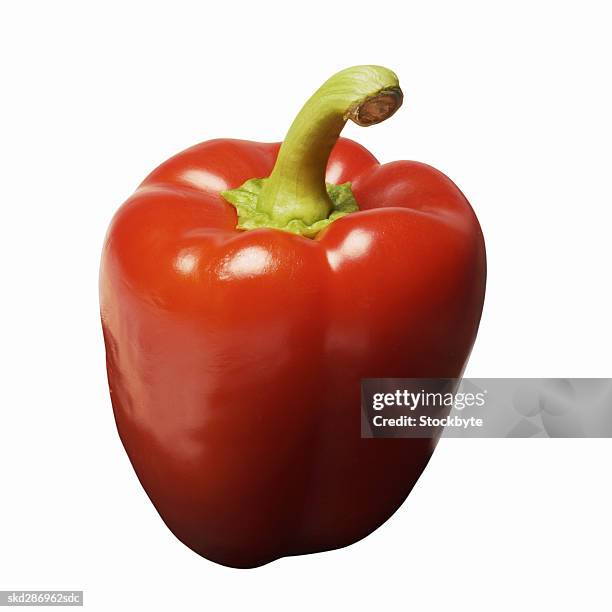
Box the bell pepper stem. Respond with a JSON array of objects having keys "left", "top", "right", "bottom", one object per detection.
[{"left": 257, "top": 66, "right": 403, "bottom": 227}]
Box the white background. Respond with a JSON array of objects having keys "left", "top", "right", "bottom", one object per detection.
[{"left": 1, "top": 1, "right": 611, "bottom": 610}]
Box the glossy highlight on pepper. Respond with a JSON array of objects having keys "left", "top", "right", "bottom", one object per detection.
[{"left": 100, "top": 65, "right": 486, "bottom": 568}]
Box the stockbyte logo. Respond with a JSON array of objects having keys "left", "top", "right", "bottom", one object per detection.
[{"left": 361, "top": 379, "right": 612, "bottom": 438}]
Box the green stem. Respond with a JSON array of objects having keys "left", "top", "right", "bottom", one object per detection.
[{"left": 257, "top": 65, "right": 403, "bottom": 226}]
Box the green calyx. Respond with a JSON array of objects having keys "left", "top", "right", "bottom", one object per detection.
[
  {"left": 222, "top": 178, "right": 359, "bottom": 238},
  {"left": 221, "top": 65, "right": 403, "bottom": 238}
]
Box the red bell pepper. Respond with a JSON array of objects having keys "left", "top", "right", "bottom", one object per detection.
[{"left": 100, "top": 65, "right": 486, "bottom": 568}]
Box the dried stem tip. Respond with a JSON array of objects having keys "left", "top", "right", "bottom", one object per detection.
[{"left": 348, "top": 88, "right": 403, "bottom": 126}]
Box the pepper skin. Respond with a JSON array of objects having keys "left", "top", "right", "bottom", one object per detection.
[{"left": 100, "top": 66, "right": 486, "bottom": 568}]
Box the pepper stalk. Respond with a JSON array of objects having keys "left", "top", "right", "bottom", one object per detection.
[{"left": 222, "top": 65, "right": 403, "bottom": 237}]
